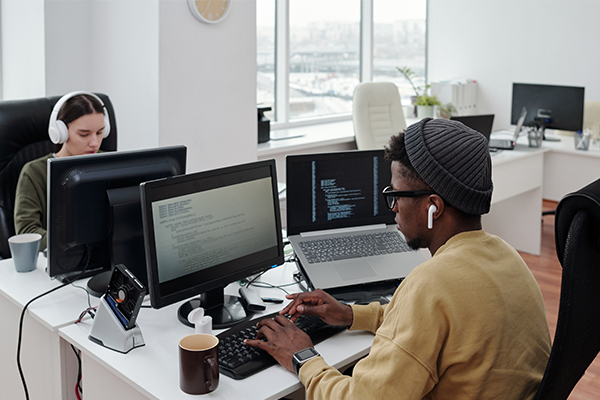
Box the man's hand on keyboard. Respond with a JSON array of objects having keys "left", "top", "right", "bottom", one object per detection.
[
  {"left": 281, "top": 289, "right": 354, "bottom": 327},
  {"left": 243, "top": 315, "right": 313, "bottom": 373}
]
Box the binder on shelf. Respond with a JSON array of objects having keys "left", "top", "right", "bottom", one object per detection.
[{"left": 431, "top": 80, "right": 478, "bottom": 116}]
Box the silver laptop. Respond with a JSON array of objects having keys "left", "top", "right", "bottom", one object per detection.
[
  {"left": 488, "top": 107, "right": 528, "bottom": 150},
  {"left": 286, "top": 150, "right": 425, "bottom": 291}
]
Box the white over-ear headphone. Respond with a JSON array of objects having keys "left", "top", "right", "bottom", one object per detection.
[
  {"left": 48, "top": 91, "right": 111, "bottom": 144},
  {"left": 428, "top": 204, "right": 437, "bottom": 230}
]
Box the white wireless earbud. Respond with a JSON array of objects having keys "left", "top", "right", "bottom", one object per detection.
[{"left": 428, "top": 205, "right": 437, "bottom": 230}]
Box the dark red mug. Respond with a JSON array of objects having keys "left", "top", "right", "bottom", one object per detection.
[{"left": 179, "top": 334, "right": 219, "bottom": 395}]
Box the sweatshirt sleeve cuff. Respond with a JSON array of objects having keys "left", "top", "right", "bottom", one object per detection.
[
  {"left": 349, "top": 303, "right": 380, "bottom": 332},
  {"left": 298, "top": 356, "right": 330, "bottom": 385}
]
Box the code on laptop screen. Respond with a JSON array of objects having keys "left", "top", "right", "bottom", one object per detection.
[{"left": 286, "top": 150, "right": 394, "bottom": 236}]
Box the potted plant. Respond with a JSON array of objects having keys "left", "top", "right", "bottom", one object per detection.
[{"left": 397, "top": 66, "right": 441, "bottom": 119}]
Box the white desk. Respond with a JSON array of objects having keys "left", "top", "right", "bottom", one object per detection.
[
  {"left": 539, "top": 134, "right": 600, "bottom": 201},
  {"left": 483, "top": 135, "right": 548, "bottom": 255},
  {"left": 59, "top": 262, "right": 375, "bottom": 400},
  {"left": 0, "top": 256, "right": 99, "bottom": 400}
]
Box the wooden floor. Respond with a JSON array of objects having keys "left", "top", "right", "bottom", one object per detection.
[{"left": 519, "top": 200, "right": 600, "bottom": 400}]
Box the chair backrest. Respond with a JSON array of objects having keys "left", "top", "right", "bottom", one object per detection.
[
  {"left": 533, "top": 178, "right": 600, "bottom": 400},
  {"left": 352, "top": 82, "right": 407, "bottom": 150},
  {"left": 583, "top": 100, "right": 600, "bottom": 139},
  {"left": 0, "top": 93, "right": 117, "bottom": 259}
]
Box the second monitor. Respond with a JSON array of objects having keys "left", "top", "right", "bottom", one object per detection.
[{"left": 141, "top": 159, "right": 284, "bottom": 329}]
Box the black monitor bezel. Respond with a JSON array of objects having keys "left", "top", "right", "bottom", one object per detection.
[
  {"left": 46, "top": 146, "right": 187, "bottom": 285},
  {"left": 141, "top": 159, "right": 284, "bottom": 310}
]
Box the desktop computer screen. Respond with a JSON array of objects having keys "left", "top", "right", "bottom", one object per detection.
[
  {"left": 47, "top": 146, "right": 187, "bottom": 295},
  {"left": 511, "top": 82, "right": 585, "bottom": 132},
  {"left": 140, "top": 159, "right": 284, "bottom": 329}
]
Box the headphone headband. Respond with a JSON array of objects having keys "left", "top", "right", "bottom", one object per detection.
[{"left": 48, "top": 91, "right": 111, "bottom": 144}]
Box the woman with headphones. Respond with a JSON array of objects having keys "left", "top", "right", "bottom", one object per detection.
[{"left": 14, "top": 92, "right": 111, "bottom": 251}]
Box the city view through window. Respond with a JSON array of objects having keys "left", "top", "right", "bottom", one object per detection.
[{"left": 257, "top": 0, "right": 427, "bottom": 124}]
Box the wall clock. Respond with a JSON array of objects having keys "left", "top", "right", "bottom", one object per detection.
[{"left": 188, "top": 0, "right": 231, "bottom": 24}]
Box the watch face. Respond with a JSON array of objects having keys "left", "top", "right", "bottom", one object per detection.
[
  {"left": 296, "top": 347, "right": 318, "bottom": 362},
  {"left": 188, "top": 0, "right": 231, "bottom": 24}
]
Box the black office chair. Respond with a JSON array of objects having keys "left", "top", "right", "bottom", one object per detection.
[
  {"left": 533, "top": 178, "right": 600, "bottom": 400},
  {"left": 0, "top": 93, "right": 117, "bottom": 259}
]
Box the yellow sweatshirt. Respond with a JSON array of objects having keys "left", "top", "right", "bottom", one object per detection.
[{"left": 300, "top": 230, "right": 551, "bottom": 400}]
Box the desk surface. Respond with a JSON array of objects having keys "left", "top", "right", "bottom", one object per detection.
[
  {"left": 0, "top": 255, "right": 99, "bottom": 331},
  {"left": 59, "top": 262, "right": 375, "bottom": 400}
]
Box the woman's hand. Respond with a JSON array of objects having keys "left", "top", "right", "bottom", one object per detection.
[{"left": 280, "top": 289, "right": 354, "bottom": 327}]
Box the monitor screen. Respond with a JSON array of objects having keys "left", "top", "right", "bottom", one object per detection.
[
  {"left": 141, "top": 159, "right": 284, "bottom": 328},
  {"left": 285, "top": 150, "right": 393, "bottom": 236},
  {"left": 47, "top": 146, "right": 187, "bottom": 295},
  {"left": 511, "top": 83, "right": 585, "bottom": 132}
]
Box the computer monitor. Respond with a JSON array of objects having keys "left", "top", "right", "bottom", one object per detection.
[
  {"left": 47, "top": 146, "right": 187, "bottom": 296},
  {"left": 511, "top": 83, "right": 585, "bottom": 133},
  {"left": 140, "top": 159, "right": 284, "bottom": 329}
]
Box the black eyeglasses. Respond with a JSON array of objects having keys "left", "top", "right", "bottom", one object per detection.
[{"left": 381, "top": 186, "right": 436, "bottom": 211}]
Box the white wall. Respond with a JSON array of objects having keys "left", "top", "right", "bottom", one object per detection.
[
  {"left": 158, "top": 0, "right": 258, "bottom": 173},
  {"left": 428, "top": 0, "right": 600, "bottom": 130},
  {"left": 1, "top": 0, "right": 46, "bottom": 99},
  {"left": 44, "top": 0, "right": 161, "bottom": 151}
]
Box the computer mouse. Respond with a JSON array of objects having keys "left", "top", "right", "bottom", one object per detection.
[{"left": 354, "top": 295, "right": 390, "bottom": 305}]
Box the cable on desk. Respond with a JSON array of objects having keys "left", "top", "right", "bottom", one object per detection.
[
  {"left": 16, "top": 245, "right": 92, "bottom": 400},
  {"left": 71, "top": 282, "right": 92, "bottom": 309},
  {"left": 75, "top": 306, "right": 97, "bottom": 324},
  {"left": 249, "top": 280, "right": 294, "bottom": 295}
]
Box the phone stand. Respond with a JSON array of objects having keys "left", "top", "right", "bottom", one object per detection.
[{"left": 88, "top": 295, "right": 145, "bottom": 354}]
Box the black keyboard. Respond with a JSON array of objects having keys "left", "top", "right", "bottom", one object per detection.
[
  {"left": 298, "top": 231, "right": 411, "bottom": 264},
  {"left": 217, "top": 311, "right": 346, "bottom": 379}
]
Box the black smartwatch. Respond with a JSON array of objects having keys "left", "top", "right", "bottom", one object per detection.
[{"left": 292, "top": 347, "right": 320, "bottom": 376}]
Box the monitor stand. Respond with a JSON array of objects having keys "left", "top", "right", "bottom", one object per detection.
[
  {"left": 177, "top": 287, "right": 251, "bottom": 329},
  {"left": 87, "top": 270, "right": 112, "bottom": 297}
]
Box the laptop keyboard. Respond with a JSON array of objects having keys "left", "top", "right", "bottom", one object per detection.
[
  {"left": 298, "top": 231, "right": 411, "bottom": 263},
  {"left": 217, "top": 312, "right": 346, "bottom": 379}
]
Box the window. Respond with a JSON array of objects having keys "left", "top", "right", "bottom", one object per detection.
[
  {"left": 257, "top": 0, "right": 427, "bottom": 127},
  {"left": 373, "top": 0, "right": 427, "bottom": 110}
]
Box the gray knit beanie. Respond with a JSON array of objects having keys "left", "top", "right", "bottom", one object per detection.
[{"left": 404, "top": 117, "right": 493, "bottom": 215}]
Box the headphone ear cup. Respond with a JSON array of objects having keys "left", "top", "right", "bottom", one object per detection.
[
  {"left": 103, "top": 112, "right": 111, "bottom": 138},
  {"left": 55, "top": 120, "right": 69, "bottom": 144}
]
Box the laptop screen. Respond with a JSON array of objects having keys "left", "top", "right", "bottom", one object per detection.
[
  {"left": 286, "top": 150, "right": 394, "bottom": 236},
  {"left": 450, "top": 114, "right": 494, "bottom": 141}
]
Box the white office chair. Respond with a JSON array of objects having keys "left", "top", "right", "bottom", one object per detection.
[
  {"left": 583, "top": 100, "right": 600, "bottom": 139},
  {"left": 352, "top": 82, "right": 407, "bottom": 150}
]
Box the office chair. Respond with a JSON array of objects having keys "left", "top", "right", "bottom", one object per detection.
[
  {"left": 352, "top": 82, "right": 407, "bottom": 150},
  {"left": 533, "top": 177, "right": 600, "bottom": 400},
  {"left": 0, "top": 93, "right": 117, "bottom": 259}
]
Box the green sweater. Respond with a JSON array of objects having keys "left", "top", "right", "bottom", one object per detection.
[
  {"left": 300, "top": 230, "right": 551, "bottom": 400},
  {"left": 14, "top": 153, "right": 54, "bottom": 250}
]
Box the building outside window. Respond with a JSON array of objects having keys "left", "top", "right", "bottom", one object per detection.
[{"left": 257, "top": 0, "right": 427, "bottom": 128}]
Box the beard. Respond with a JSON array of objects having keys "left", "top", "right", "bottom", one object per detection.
[{"left": 406, "top": 237, "right": 422, "bottom": 251}]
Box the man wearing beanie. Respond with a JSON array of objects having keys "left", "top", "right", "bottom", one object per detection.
[{"left": 245, "top": 118, "right": 551, "bottom": 400}]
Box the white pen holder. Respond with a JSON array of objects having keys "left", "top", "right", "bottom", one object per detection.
[{"left": 187, "top": 307, "right": 213, "bottom": 334}]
